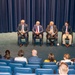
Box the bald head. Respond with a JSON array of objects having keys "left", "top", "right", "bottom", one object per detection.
[
  {"left": 32, "top": 49, "right": 37, "bottom": 56},
  {"left": 49, "top": 21, "right": 54, "bottom": 26},
  {"left": 21, "top": 20, "right": 25, "bottom": 25},
  {"left": 36, "top": 21, "right": 40, "bottom": 25}
]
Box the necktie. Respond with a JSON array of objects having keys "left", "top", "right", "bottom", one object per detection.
[{"left": 36, "top": 26, "right": 39, "bottom": 32}]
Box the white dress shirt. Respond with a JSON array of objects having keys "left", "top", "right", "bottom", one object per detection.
[
  {"left": 21, "top": 25, "right": 24, "bottom": 32},
  {"left": 37, "top": 26, "right": 39, "bottom": 32}
]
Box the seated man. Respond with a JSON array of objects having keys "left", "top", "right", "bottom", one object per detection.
[
  {"left": 46, "top": 21, "right": 58, "bottom": 45},
  {"left": 32, "top": 21, "right": 43, "bottom": 46},
  {"left": 59, "top": 62, "right": 69, "bottom": 75},
  {"left": 62, "top": 21, "right": 72, "bottom": 47},
  {"left": 28, "top": 49, "right": 42, "bottom": 63},
  {"left": 17, "top": 20, "right": 29, "bottom": 47}
]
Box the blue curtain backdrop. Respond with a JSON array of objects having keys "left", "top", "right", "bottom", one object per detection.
[{"left": 0, "top": 0, "right": 75, "bottom": 32}]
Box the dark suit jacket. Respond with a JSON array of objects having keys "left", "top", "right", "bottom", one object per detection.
[
  {"left": 28, "top": 56, "right": 42, "bottom": 63},
  {"left": 46, "top": 25, "right": 58, "bottom": 38},
  {"left": 62, "top": 25, "right": 72, "bottom": 34},
  {"left": 17, "top": 24, "right": 28, "bottom": 33},
  {"left": 32, "top": 25, "right": 43, "bottom": 34}
]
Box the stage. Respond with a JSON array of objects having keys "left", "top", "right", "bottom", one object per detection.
[{"left": 0, "top": 32, "right": 75, "bottom": 61}]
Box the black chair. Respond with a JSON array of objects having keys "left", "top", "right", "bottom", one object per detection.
[
  {"left": 32, "top": 33, "right": 43, "bottom": 46},
  {"left": 17, "top": 32, "right": 29, "bottom": 46},
  {"left": 61, "top": 33, "right": 73, "bottom": 45},
  {"left": 46, "top": 33, "right": 57, "bottom": 46}
]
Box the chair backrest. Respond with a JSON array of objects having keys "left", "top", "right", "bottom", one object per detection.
[
  {"left": 14, "top": 67, "right": 32, "bottom": 74},
  {"left": 15, "top": 73, "right": 36, "bottom": 75},
  {"left": 68, "top": 69, "right": 75, "bottom": 74},
  {"left": 28, "top": 62, "right": 41, "bottom": 65},
  {"left": 0, "top": 66, "right": 11, "bottom": 73},
  {"left": 41, "top": 74, "right": 59, "bottom": 75},
  {"left": 25, "top": 64, "right": 40, "bottom": 73},
  {"left": 0, "top": 62, "right": 7, "bottom": 66},
  {"left": 73, "top": 62, "right": 75, "bottom": 65},
  {"left": 35, "top": 68, "right": 53, "bottom": 74},
  {"left": 68, "top": 65, "right": 75, "bottom": 69},
  {"left": 0, "top": 72, "right": 12, "bottom": 75},
  {"left": 9, "top": 63, "right": 23, "bottom": 72},
  {"left": 42, "top": 65, "right": 58, "bottom": 71},
  {"left": 0, "top": 59, "right": 12, "bottom": 65},
  {"left": 43, "top": 62, "right": 56, "bottom": 65},
  {"left": 25, "top": 64, "right": 40, "bottom": 69},
  {"left": 13, "top": 61, "right": 26, "bottom": 67},
  {"left": 65, "top": 62, "right": 71, "bottom": 65}
]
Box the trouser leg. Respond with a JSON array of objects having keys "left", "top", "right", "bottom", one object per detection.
[
  {"left": 33, "top": 34, "right": 36, "bottom": 44},
  {"left": 39, "top": 34, "right": 43, "bottom": 45},
  {"left": 68, "top": 34, "right": 72, "bottom": 45},
  {"left": 18, "top": 35, "right": 22, "bottom": 45},
  {"left": 24, "top": 33, "right": 28, "bottom": 44},
  {"left": 62, "top": 34, "right": 66, "bottom": 44}
]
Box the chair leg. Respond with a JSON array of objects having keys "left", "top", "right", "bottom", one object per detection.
[{"left": 46, "top": 39, "right": 48, "bottom": 46}]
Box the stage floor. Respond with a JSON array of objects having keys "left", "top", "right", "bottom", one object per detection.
[{"left": 0, "top": 32, "right": 75, "bottom": 61}]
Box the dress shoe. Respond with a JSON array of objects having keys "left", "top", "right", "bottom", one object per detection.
[
  {"left": 25, "top": 43, "right": 28, "bottom": 47},
  {"left": 40, "top": 44, "right": 42, "bottom": 46}
]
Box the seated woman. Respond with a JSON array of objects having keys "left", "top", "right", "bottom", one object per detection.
[
  {"left": 44, "top": 53, "right": 56, "bottom": 62},
  {"left": 14, "top": 50, "right": 27, "bottom": 63},
  {"left": 60, "top": 53, "right": 73, "bottom": 64},
  {"left": 2, "top": 50, "right": 13, "bottom": 61}
]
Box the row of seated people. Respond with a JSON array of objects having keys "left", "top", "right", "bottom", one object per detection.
[
  {"left": 0, "top": 50, "right": 75, "bottom": 75},
  {"left": 18, "top": 20, "right": 72, "bottom": 47},
  {"left": 0, "top": 49, "right": 75, "bottom": 64}
]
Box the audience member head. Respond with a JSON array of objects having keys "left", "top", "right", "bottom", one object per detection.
[
  {"left": 20, "top": 19, "right": 25, "bottom": 25},
  {"left": 59, "top": 62, "right": 69, "bottom": 75},
  {"left": 63, "top": 53, "right": 70, "bottom": 60},
  {"left": 36, "top": 21, "right": 40, "bottom": 25},
  {"left": 65, "top": 21, "right": 69, "bottom": 26},
  {"left": 4, "top": 50, "right": 11, "bottom": 59},
  {"left": 18, "top": 50, "right": 24, "bottom": 57},
  {"left": 71, "top": 58, "right": 75, "bottom": 62},
  {"left": 32, "top": 49, "right": 37, "bottom": 56},
  {"left": 48, "top": 53, "right": 55, "bottom": 62},
  {"left": 49, "top": 21, "right": 54, "bottom": 26}
]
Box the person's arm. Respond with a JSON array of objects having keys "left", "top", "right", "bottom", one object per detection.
[
  {"left": 32, "top": 25, "right": 36, "bottom": 34},
  {"left": 62, "top": 26, "right": 65, "bottom": 34},
  {"left": 69, "top": 26, "right": 72, "bottom": 34},
  {"left": 40, "top": 26, "right": 43, "bottom": 33},
  {"left": 54, "top": 25, "right": 58, "bottom": 35},
  {"left": 25, "top": 24, "right": 29, "bottom": 33},
  {"left": 46, "top": 25, "right": 49, "bottom": 33}
]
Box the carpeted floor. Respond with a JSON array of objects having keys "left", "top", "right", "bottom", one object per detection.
[{"left": 0, "top": 32, "right": 75, "bottom": 61}]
